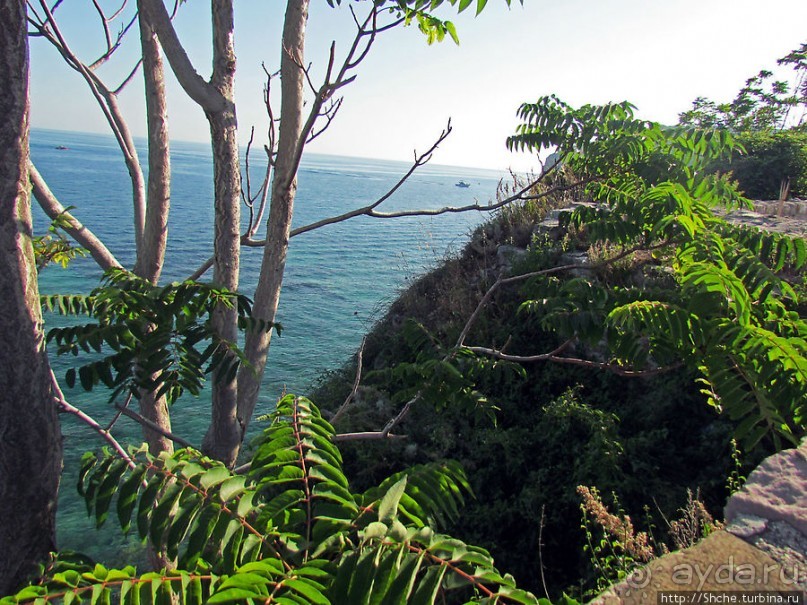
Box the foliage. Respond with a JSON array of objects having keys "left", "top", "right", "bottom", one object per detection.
[
  {"left": 577, "top": 486, "right": 656, "bottom": 596},
  {"left": 666, "top": 489, "right": 719, "bottom": 551},
  {"left": 677, "top": 42, "right": 807, "bottom": 199},
  {"left": 678, "top": 41, "right": 806, "bottom": 132},
  {"left": 322, "top": 312, "right": 737, "bottom": 597},
  {"left": 0, "top": 396, "right": 538, "bottom": 605},
  {"left": 725, "top": 439, "right": 746, "bottom": 495},
  {"left": 709, "top": 130, "right": 807, "bottom": 199},
  {"left": 368, "top": 319, "right": 524, "bottom": 424},
  {"left": 314, "top": 94, "right": 804, "bottom": 597},
  {"left": 325, "top": 0, "right": 522, "bottom": 45},
  {"left": 42, "top": 269, "right": 279, "bottom": 405},
  {"left": 576, "top": 486, "right": 718, "bottom": 597},
  {"left": 32, "top": 207, "right": 87, "bottom": 271},
  {"left": 508, "top": 95, "right": 806, "bottom": 450}
]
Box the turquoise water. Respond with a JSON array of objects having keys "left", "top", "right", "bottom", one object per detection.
[{"left": 30, "top": 128, "right": 505, "bottom": 561}]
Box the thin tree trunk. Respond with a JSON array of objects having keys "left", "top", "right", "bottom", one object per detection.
[
  {"left": 200, "top": 0, "right": 242, "bottom": 466},
  {"left": 236, "top": 0, "right": 309, "bottom": 446},
  {"left": 200, "top": 110, "right": 242, "bottom": 465},
  {"left": 0, "top": 0, "right": 62, "bottom": 591},
  {"left": 141, "top": 0, "right": 242, "bottom": 465},
  {"left": 134, "top": 4, "right": 174, "bottom": 459},
  {"left": 134, "top": 5, "right": 171, "bottom": 286}
]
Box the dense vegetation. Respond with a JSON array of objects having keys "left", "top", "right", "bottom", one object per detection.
[
  {"left": 315, "top": 98, "right": 807, "bottom": 597},
  {"left": 7, "top": 93, "right": 804, "bottom": 605},
  {"left": 679, "top": 42, "right": 807, "bottom": 199},
  {"left": 312, "top": 199, "right": 744, "bottom": 596},
  {"left": 5, "top": 0, "right": 804, "bottom": 595},
  {"left": 4, "top": 41, "right": 807, "bottom": 605},
  {"left": 707, "top": 130, "right": 807, "bottom": 199}
]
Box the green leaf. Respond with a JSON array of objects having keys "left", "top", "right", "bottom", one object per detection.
[
  {"left": 445, "top": 21, "right": 459, "bottom": 45},
  {"left": 377, "top": 477, "right": 407, "bottom": 524}
]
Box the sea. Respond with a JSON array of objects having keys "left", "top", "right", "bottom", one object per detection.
[{"left": 30, "top": 128, "right": 507, "bottom": 564}]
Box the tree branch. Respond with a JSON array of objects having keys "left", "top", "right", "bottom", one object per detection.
[
  {"left": 113, "top": 402, "right": 194, "bottom": 449},
  {"left": 31, "top": 0, "right": 147, "bottom": 250},
  {"left": 242, "top": 122, "right": 455, "bottom": 246},
  {"left": 86, "top": 0, "right": 138, "bottom": 70},
  {"left": 456, "top": 239, "right": 673, "bottom": 348},
  {"left": 138, "top": 0, "right": 226, "bottom": 112},
  {"left": 51, "top": 371, "right": 136, "bottom": 469},
  {"left": 332, "top": 431, "right": 407, "bottom": 442},
  {"left": 29, "top": 162, "right": 122, "bottom": 270},
  {"left": 330, "top": 336, "right": 365, "bottom": 425},
  {"left": 279, "top": 168, "right": 583, "bottom": 243},
  {"left": 465, "top": 344, "right": 684, "bottom": 377}
]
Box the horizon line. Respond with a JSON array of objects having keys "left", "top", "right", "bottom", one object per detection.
[{"left": 30, "top": 126, "right": 523, "bottom": 176}]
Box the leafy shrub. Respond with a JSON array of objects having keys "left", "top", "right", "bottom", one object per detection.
[
  {"left": 1, "top": 396, "right": 540, "bottom": 605},
  {"left": 716, "top": 130, "right": 807, "bottom": 199},
  {"left": 317, "top": 95, "right": 807, "bottom": 598}
]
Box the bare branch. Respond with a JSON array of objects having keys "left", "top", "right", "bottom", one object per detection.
[
  {"left": 250, "top": 159, "right": 273, "bottom": 237},
  {"left": 379, "top": 393, "right": 420, "bottom": 437},
  {"left": 332, "top": 431, "right": 407, "bottom": 442},
  {"left": 348, "top": 3, "right": 361, "bottom": 29},
  {"left": 464, "top": 338, "right": 575, "bottom": 362},
  {"left": 29, "top": 162, "right": 122, "bottom": 270},
  {"left": 188, "top": 256, "right": 215, "bottom": 281},
  {"left": 541, "top": 355, "right": 684, "bottom": 376},
  {"left": 105, "top": 392, "right": 133, "bottom": 432},
  {"left": 112, "top": 57, "right": 144, "bottom": 94},
  {"left": 113, "top": 402, "right": 194, "bottom": 448},
  {"left": 345, "top": 6, "right": 377, "bottom": 70},
  {"left": 243, "top": 127, "right": 256, "bottom": 206},
  {"left": 51, "top": 371, "right": 137, "bottom": 469},
  {"left": 31, "top": 0, "right": 147, "bottom": 249},
  {"left": 464, "top": 338, "right": 682, "bottom": 376},
  {"left": 243, "top": 122, "right": 454, "bottom": 244},
  {"left": 330, "top": 337, "right": 365, "bottom": 425},
  {"left": 281, "top": 2, "right": 386, "bottom": 179},
  {"left": 89, "top": 0, "right": 114, "bottom": 54},
  {"left": 306, "top": 97, "right": 343, "bottom": 144},
  {"left": 85, "top": 0, "right": 140, "bottom": 71},
  {"left": 247, "top": 66, "right": 278, "bottom": 239},
  {"left": 372, "top": 18, "right": 406, "bottom": 35},
  {"left": 235, "top": 132, "right": 586, "bottom": 252},
  {"left": 286, "top": 160, "right": 581, "bottom": 239}
]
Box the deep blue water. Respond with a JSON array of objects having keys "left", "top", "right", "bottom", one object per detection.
[{"left": 30, "top": 128, "right": 505, "bottom": 562}]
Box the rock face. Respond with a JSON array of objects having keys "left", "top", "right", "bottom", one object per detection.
[
  {"left": 592, "top": 531, "right": 801, "bottom": 604},
  {"left": 723, "top": 438, "right": 807, "bottom": 592},
  {"left": 753, "top": 199, "right": 807, "bottom": 218},
  {"left": 593, "top": 439, "right": 807, "bottom": 602},
  {"left": 724, "top": 438, "right": 807, "bottom": 536}
]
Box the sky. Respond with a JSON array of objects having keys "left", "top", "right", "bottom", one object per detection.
[{"left": 28, "top": 0, "right": 807, "bottom": 172}]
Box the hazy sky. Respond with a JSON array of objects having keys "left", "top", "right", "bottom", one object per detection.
[{"left": 28, "top": 0, "right": 807, "bottom": 171}]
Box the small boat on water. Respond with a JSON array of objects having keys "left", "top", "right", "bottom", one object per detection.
[
  {"left": 55, "top": 145, "right": 69, "bottom": 150},
  {"left": 455, "top": 181, "right": 471, "bottom": 188}
]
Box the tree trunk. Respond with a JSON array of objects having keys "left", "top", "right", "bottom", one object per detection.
[
  {"left": 201, "top": 109, "right": 242, "bottom": 466},
  {"left": 0, "top": 0, "right": 63, "bottom": 592},
  {"left": 236, "top": 0, "right": 309, "bottom": 445},
  {"left": 134, "top": 6, "right": 171, "bottom": 286},
  {"left": 200, "top": 0, "right": 242, "bottom": 466},
  {"left": 134, "top": 3, "right": 174, "bottom": 459}
]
